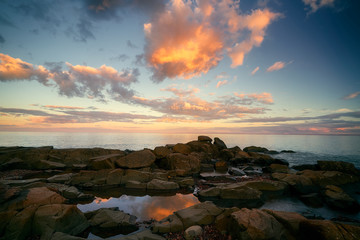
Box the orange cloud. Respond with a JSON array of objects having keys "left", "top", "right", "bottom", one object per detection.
[
  {"left": 266, "top": 61, "right": 286, "bottom": 72},
  {"left": 216, "top": 80, "right": 228, "bottom": 88},
  {"left": 161, "top": 85, "right": 199, "bottom": 97},
  {"left": 0, "top": 53, "right": 49, "bottom": 84},
  {"left": 144, "top": 0, "right": 279, "bottom": 81},
  {"left": 44, "top": 105, "right": 85, "bottom": 110},
  {"left": 234, "top": 92, "right": 274, "bottom": 104},
  {"left": 251, "top": 66, "right": 260, "bottom": 75},
  {"left": 344, "top": 91, "right": 360, "bottom": 100}
]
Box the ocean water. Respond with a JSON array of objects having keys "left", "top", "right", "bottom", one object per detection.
[{"left": 0, "top": 132, "right": 359, "bottom": 168}]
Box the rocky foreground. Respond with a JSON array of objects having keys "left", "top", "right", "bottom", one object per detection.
[{"left": 0, "top": 136, "right": 359, "bottom": 240}]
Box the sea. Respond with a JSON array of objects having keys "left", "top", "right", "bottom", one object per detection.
[{"left": 1, "top": 132, "right": 359, "bottom": 168}]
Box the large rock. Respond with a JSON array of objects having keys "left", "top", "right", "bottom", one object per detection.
[
  {"left": 186, "top": 141, "right": 218, "bottom": 156},
  {"left": 166, "top": 153, "right": 200, "bottom": 175},
  {"left": 262, "top": 209, "right": 307, "bottom": 235},
  {"left": 230, "top": 208, "right": 289, "bottom": 240},
  {"left": 322, "top": 185, "right": 359, "bottom": 211},
  {"left": 197, "top": 136, "right": 212, "bottom": 142},
  {"left": 122, "top": 169, "right": 152, "bottom": 183},
  {"left": 31, "top": 160, "right": 66, "bottom": 170},
  {"left": 317, "top": 160, "right": 360, "bottom": 175},
  {"left": 89, "top": 153, "right": 122, "bottom": 170},
  {"left": 272, "top": 172, "right": 316, "bottom": 194},
  {"left": 184, "top": 225, "right": 203, "bottom": 240},
  {"left": 175, "top": 201, "right": 223, "bottom": 229},
  {"left": 47, "top": 173, "right": 74, "bottom": 184},
  {"left": 115, "top": 150, "right": 155, "bottom": 169},
  {"left": 106, "top": 169, "right": 124, "bottom": 185},
  {"left": 173, "top": 143, "right": 192, "bottom": 155},
  {"left": 152, "top": 214, "right": 184, "bottom": 233},
  {"left": 87, "top": 208, "right": 138, "bottom": 235},
  {"left": 70, "top": 170, "right": 110, "bottom": 187},
  {"left": 299, "top": 219, "right": 360, "bottom": 240},
  {"left": 153, "top": 146, "right": 172, "bottom": 159},
  {"left": 214, "top": 137, "right": 227, "bottom": 150},
  {"left": 147, "top": 179, "right": 179, "bottom": 190},
  {"left": 299, "top": 170, "right": 359, "bottom": 187},
  {"left": 215, "top": 207, "right": 240, "bottom": 233},
  {"left": 243, "top": 146, "right": 269, "bottom": 153},
  {"left": 33, "top": 204, "right": 89, "bottom": 239}
]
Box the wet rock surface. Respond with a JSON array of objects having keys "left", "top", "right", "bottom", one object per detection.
[{"left": 0, "top": 135, "right": 359, "bottom": 239}]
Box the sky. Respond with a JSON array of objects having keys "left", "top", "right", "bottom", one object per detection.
[{"left": 0, "top": 0, "right": 359, "bottom": 135}]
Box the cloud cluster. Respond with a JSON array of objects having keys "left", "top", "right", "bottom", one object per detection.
[
  {"left": 144, "top": 0, "right": 280, "bottom": 82},
  {"left": 266, "top": 61, "right": 286, "bottom": 72},
  {"left": 303, "top": 0, "right": 335, "bottom": 13},
  {"left": 0, "top": 53, "right": 139, "bottom": 102},
  {"left": 132, "top": 86, "right": 270, "bottom": 121}
]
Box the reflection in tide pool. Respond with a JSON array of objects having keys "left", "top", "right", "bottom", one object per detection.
[{"left": 77, "top": 193, "right": 199, "bottom": 221}]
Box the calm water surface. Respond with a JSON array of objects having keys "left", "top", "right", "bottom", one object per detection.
[{"left": 1, "top": 132, "right": 359, "bottom": 167}]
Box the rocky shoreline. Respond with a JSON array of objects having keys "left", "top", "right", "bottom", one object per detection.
[{"left": 0, "top": 136, "right": 359, "bottom": 239}]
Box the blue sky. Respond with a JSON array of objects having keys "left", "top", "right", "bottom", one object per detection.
[{"left": 0, "top": 0, "right": 359, "bottom": 134}]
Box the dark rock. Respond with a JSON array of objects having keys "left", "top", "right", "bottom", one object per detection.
[
  {"left": 219, "top": 149, "right": 234, "bottom": 161},
  {"left": 153, "top": 146, "right": 172, "bottom": 159},
  {"left": 89, "top": 154, "right": 122, "bottom": 170},
  {"left": 214, "top": 137, "right": 227, "bottom": 150},
  {"left": 243, "top": 146, "right": 269, "bottom": 153},
  {"left": 281, "top": 150, "right": 296, "bottom": 153},
  {"left": 272, "top": 172, "right": 316, "bottom": 194},
  {"left": 173, "top": 143, "right": 192, "bottom": 155},
  {"left": 317, "top": 160, "right": 360, "bottom": 175},
  {"left": 292, "top": 164, "right": 319, "bottom": 171},
  {"left": 115, "top": 149, "right": 156, "bottom": 169},
  {"left": 184, "top": 225, "right": 203, "bottom": 240},
  {"left": 166, "top": 153, "right": 201, "bottom": 175},
  {"left": 152, "top": 214, "right": 183, "bottom": 233},
  {"left": 322, "top": 185, "right": 359, "bottom": 211},
  {"left": 266, "top": 150, "right": 280, "bottom": 154},
  {"left": 269, "top": 164, "right": 290, "bottom": 173},
  {"left": 300, "top": 193, "right": 324, "bottom": 208},
  {"left": 215, "top": 161, "right": 228, "bottom": 172},
  {"left": 198, "top": 136, "right": 212, "bottom": 143},
  {"left": 228, "top": 167, "right": 246, "bottom": 176},
  {"left": 147, "top": 179, "right": 179, "bottom": 190},
  {"left": 299, "top": 219, "right": 360, "bottom": 240}
]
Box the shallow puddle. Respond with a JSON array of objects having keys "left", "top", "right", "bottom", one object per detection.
[{"left": 77, "top": 193, "right": 200, "bottom": 221}]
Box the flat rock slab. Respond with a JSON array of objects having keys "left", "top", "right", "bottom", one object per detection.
[{"left": 115, "top": 150, "right": 155, "bottom": 169}]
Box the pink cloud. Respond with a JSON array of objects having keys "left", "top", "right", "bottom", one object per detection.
[
  {"left": 344, "top": 91, "right": 360, "bottom": 100},
  {"left": 144, "top": 0, "right": 280, "bottom": 82},
  {"left": 266, "top": 61, "right": 286, "bottom": 72},
  {"left": 251, "top": 66, "right": 260, "bottom": 75},
  {"left": 216, "top": 80, "right": 228, "bottom": 88},
  {"left": 161, "top": 85, "right": 199, "bottom": 97},
  {"left": 234, "top": 92, "right": 274, "bottom": 104}
]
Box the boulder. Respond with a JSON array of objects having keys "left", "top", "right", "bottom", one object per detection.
[
  {"left": 186, "top": 141, "right": 218, "bottom": 156},
  {"left": 220, "top": 185, "right": 263, "bottom": 208},
  {"left": 166, "top": 153, "right": 201, "bottom": 175},
  {"left": 198, "top": 136, "right": 212, "bottom": 142},
  {"left": 230, "top": 208, "right": 289, "bottom": 240},
  {"left": 300, "top": 193, "right": 324, "bottom": 208},
  {"left": 198, "top": 187, "right": 222, "bottom": 198},
  {"left": 89, "top": 153, "right": 122, "bottom": 170},
  {"left": 299, "top": 219, "right": 360, "bottom": 240},
  {"left": 125, "top": 180, "right": 147, "bottom": 189},
  {"left": 47, "top": 173, "right": 74, "bottom": 184},
  {"left": 173, "top": 143, "right": 192, "bottom": 155},
  {"left": 33, "top": 204, "right": 89, "bottom": 239},
  {"left": 175, "top": 201, "right": 223, "bottom": 229},
  {"left": 177, "top": 178, "right": 195, "bottom": 188},
  {"left": 115, "top": 150, "right": 155, "bottom": 169},
  {"left": 243, "top": 146, "right": 269, "bottom": 153},
  {"left": 219, "top": 149, "right": 234, "bottom": 161},
  {"left": 106, "top": 168, "right": 124, "bottom": 185},
  {"left": 5, "top": 187, "right": 65, "bottom": 211},
  {"left": 31, "top": 160, "right": 66, "bottom": 170},
  {"left": 122, "top": 169, "right": 152, "bottom": 183},
  {"left": 317, "top": 160, "right": 359, "bottom": 175},
  {"left": 322, "top": 185, "right": 359, "bottom": 211},
  {"left": 147, "top": 179, "right": 179, "bottom": 190},
  {"left": 2, "top": 205, "right": 37, "bottom": 240},
  {"left": 0, "top": 158, "right": 27, "bottom": 170},
  {"left": 214, "top": 137, "right": 227, "bottom": 150},
  {"left": 215, "top": 207, "right": 240, "bottom": 232},
  {"left": 262, "top": 209, "right": 307, "bottom": 235},
  {"left": 153, "top": 146, "right": 172, "bottom": 159},
  {"left": 228, "top": 167, "right": 246, "bottom": 176},
  {"left": 152, "top": 214, "right": 183, "bottom": 233},
  {"left": 184, "top": 225, "right": 203, "bottom": 240},
  {"left": 88, "top": 208, "right": 138, "bottom": 235},
  {"left": 215, "top": 161, "right": 228, "bottom": 172},
  {"left": 299, "top": 170, "right": 359, "bottom": 187},
  {"left": 272, "top": 172, "right": 316, "bottom": 194},
  {"left": 243, "top": 180, "right": 288, "bottom": 198},
  {"left": 269, "top": 164, "right": 290, "bottom": 173},
  {"left": 70, "top": 169, "right": 110, "bottom": 187}
]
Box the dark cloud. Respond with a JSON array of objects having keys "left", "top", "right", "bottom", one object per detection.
[
  {"left": 0, "top": 107, "right": 51, "bottom": 116},
  {"left": 84, "top": 0, "right": 166, "bottom": 20},
  {"left": 127, "top": 40, "right": 138, "bottom": 49},
  {"left": 65, "top": 18, "right": 95, "bottom": 42},
  {"left": 110, "top": 54, "right": 130, "bottom": 62}
]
